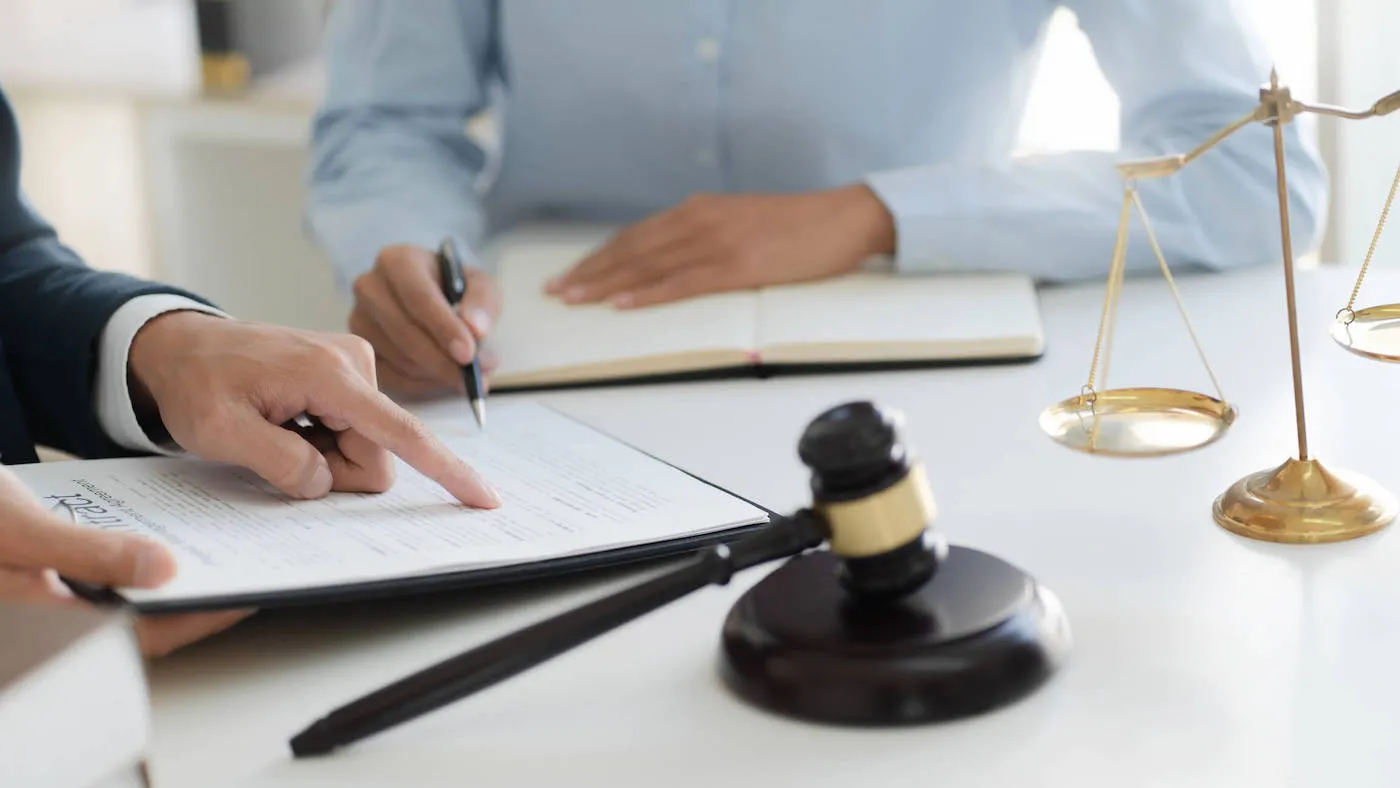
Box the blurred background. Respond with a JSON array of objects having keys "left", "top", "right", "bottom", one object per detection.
[{"left": 4, "top": 0, "right": 1394, "bottom": 334}]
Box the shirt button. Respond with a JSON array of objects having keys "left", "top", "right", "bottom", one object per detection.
[
  {"left": 694, "top": 37, "right": 720, "bottom": 63},
  {"left": 693, "top": 149, "right": 717, "bottom": 168}
]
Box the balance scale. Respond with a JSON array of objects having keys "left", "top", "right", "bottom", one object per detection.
[{"left": 1038, "top": 70, "right": 1400, "bottom": 545}]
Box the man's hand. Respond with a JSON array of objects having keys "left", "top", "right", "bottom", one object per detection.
[
  {"left": 348, "top": 244, "right": 502, "bottom": 395},
  {"left": 0, "top": 467, "right": 250, "bottom": 657},
  {"left": 128, "top": 311, "right": 501, "bottom": 507},
  {"left": 544, "top": 184, "right": 896, "bottom": 309}
]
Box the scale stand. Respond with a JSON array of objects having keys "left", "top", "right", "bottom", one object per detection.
[{"left": 1040, "top": 69, "right": 1400, "bottom": 544}]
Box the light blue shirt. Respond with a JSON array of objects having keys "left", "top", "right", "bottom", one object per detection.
[{"left": 306, "top": 0, "right": 1328, "bottom": 291}]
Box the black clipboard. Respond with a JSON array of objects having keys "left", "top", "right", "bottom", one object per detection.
[{"left": 58, "top": 408, "right": 776, "bottom": 616}]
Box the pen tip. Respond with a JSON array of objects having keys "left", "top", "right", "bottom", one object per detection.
[
  {"left": 289, "top": 722, "right": 337, "bottom": 758},
  {"left": 472, "top": 400, "right": 486, "bottom": 430}
]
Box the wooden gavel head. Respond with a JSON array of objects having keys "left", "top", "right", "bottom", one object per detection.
[{"left": 797, "top": 401, "right": 949, "bottom": 599}]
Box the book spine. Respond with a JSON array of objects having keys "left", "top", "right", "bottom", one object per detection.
[{"left": 194, "top": 0, "right": 250, "bottom": 92}]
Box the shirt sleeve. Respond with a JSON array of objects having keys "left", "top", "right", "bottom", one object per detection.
[
  {"left": 94, "top": 294, "right": 227, "bottom": 455},
  {"left": 305, "top": 0, "right": 500, "bottom": 291},
  {"left": 864, "top": 0, "right": 1329, "bottom": 283}
]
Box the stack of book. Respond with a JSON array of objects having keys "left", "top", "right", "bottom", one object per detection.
[{"left": 0, "top": 603, "right": 152, "bottom": 788}]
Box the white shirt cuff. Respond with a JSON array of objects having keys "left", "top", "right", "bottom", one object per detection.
[{"left": 95, "top": 294, "right": 227, "bottom": 455}]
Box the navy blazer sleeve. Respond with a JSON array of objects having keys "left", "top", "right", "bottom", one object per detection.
[{"left": 0, "top": 86, "right": 214, "bottom": 462}]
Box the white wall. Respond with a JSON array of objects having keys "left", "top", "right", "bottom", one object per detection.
[
  {"left": 0, "top": 0, "right": 198, "bottom": 94},
  {"left": 1, "top": 0, "right": 200, "bottom": 280},
  {"left": 11, "top": 94, "right": 153, "bottom": 278}
]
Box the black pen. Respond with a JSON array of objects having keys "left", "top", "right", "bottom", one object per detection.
[
  {"left": 286, "top": 514, "right": 826, "bottom": 757},
  {"left": 436, "top": 237, "right": 487, "bottom": 429}
]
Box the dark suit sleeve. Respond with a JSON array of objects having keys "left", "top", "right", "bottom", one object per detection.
[{"left": 0, "top": 87, "right": 214, "bottom": 459}]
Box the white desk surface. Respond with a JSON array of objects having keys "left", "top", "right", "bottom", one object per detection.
[{"left": 145, "top": 264, "right": 1400, "bottom": 787}]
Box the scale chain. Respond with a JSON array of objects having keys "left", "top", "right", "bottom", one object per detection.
[
  {"left": 1084, "top": 188, "right": 1135, "bottom": 401},
  {"left": 1340, "top": 160, "right": 1400, "bottom": 323},
  {"left": 1128, "top": 188, "right": 1227, "bottom": 402}
]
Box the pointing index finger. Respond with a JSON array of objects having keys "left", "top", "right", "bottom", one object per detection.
[{"left": 320, "top": 380, "right": 502, "bottom": 508}]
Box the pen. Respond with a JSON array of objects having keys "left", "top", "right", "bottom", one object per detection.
[
  {"left": 436, "top": 237, "right": 487, "bottom": 429},
  {"left": 287, "top": 513, "right": 827, "bottom": 757}
]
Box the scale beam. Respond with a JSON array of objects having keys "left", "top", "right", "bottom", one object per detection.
[{"left": 1291, "top": 89, "right": 1400, "bottom": 121}]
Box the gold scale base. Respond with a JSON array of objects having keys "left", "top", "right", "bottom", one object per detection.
[
  {"left": 1213, "top": 458, "right": 1398, "bottom": 544},
  {"left": 1042, "top": 390, "right": 1398, "bottom": 544}
]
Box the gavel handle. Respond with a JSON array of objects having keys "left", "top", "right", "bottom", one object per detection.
[{"left": 291, "top": 509, "right": 828, "bottom": 756}]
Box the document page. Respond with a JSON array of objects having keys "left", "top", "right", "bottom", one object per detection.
[{"left": 11, "top": 403, "right": 767, "bottom": 605}]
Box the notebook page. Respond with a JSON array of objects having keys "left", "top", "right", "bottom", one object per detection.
[
  {"left": 485, "top": 227, "right": 759, "bottom": 386},
  {"left": 12, "top": 403, "right": 767, "bottom": 604},
  {"left": 755, "top": 271, "right": 1044, "bottom": 362}
]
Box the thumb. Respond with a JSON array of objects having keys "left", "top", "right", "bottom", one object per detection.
[
  {"left": 0, "top": 507, "right": 176, "bottom": 589},
  {"left": 0, "top": 469, "right": 176, "bottom": 588},
  {"left": 203, "top": 411, "right": 335, "bottom": 500}
]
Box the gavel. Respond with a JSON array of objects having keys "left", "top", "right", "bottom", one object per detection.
[{"left": 291, "top": 401, "right": 1071, "bottom": 756}]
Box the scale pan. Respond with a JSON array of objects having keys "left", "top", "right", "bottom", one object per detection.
[
  {"left": 1040, "top": 387, "right": 1237, "bottom": 457},
  {"left": 1331, "top": 304, "right": 1400, "bottom": 362}
]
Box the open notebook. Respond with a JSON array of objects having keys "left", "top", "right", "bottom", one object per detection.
[
  {"left": 481, "top": 225, "right": 1045, "bottom": 390},
  {"left": 11, "top": 403, "right": 769, "bottom": 614}
]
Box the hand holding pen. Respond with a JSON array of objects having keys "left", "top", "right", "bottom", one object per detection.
[{"left": 345, "top": 242, "right": 503, "bottom": 399}]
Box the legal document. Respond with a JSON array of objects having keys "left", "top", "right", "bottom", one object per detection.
[{"left": 13, "top": 403, "right": 767, "bottom": 609}]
